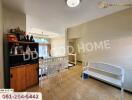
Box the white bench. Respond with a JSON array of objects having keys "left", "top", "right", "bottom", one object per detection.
[{"left": 83, "top": 62, "right": 125, "bottom": 100}]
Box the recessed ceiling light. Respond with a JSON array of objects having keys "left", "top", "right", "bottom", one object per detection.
[{"left": 66, "top": 0, "right": 81, "bottom": 8}]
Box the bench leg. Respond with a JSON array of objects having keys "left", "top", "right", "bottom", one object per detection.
[{"left": 121, "top": 87, "right": 124, "bottom": 100}]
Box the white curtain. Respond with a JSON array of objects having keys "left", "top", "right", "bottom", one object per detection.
[{"left": 39, "top": 45, "right": 49, "bottom": 58}]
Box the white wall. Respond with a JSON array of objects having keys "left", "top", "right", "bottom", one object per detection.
[
  {"left": 3, "top": 6, "right": 26, "bottom": 33},
  {"left": 51, "top": 36, "right": 66, "bottom": 57},
  {"left": 0, "top": 0, "right": 4, "bottom": 88},
  {"left": 67, "top": 8, "right": 132, "bottom": 92},
  {"left": 0, "top": 5, "right": 26, "bottom": 88}
]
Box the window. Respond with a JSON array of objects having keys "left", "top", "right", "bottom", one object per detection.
[
  {"left": 34, "top": 38, "right": 49, "bottom": 43},
  {"left": 34, "top": 38, "right": 50, "bottom": 58}
]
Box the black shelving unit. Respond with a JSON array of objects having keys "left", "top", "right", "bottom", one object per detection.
[{"left": 3, "top": 34, "right": 39, "bottom": 90}]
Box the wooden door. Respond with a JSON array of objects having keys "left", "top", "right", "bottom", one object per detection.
[
  {"left": 10, "top": 66, "right": 26, "bottom": 91},
  {"left": 26, "top": 64, "right": 38, "bottom": 88},
  {"left": 31, "top": 64, "right": 39, "bottom": 85}
]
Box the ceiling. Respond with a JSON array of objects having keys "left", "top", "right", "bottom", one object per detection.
[{"left": 3, "top": 0, "right": 132, "bottom": 34}]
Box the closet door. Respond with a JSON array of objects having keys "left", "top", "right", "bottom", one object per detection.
[
  {"left": 26, "top": 64, "right": 38, "bottom": 88},
  {"left": 10, "top": 66, "right": 26, "bottom": 91},
  {"left": 31, "top": 64, "right": 39, "bottom": 85}
]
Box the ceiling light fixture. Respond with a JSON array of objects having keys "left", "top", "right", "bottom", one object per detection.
[
  {"left": 98, "top": 1, "right": 132, "bottom": 8},
  {"left": 66, "top": 0, "right": 81, "bottom": 8}
]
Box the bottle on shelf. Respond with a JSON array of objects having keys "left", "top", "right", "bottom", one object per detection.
[
  {"left": 26, "top": 35, "right": 30, "bottom": 42},
  {"left": 30, "top": 35, "right": 35, "bottom": 42}
]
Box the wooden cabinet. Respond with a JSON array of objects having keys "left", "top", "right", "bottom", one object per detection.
[
  {"left": 4, "top": 35, "right": 39, "bottom": 89},
  {"left": 26, "top": 64, "right": 38, "bottom": 88},
  {"left": 10, "top": 64, "right": 39, "bottom": 91}
]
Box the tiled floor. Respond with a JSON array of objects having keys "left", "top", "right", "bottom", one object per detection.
[{"left": 26, "top": 65, "right": 132, "bottom": 100}]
